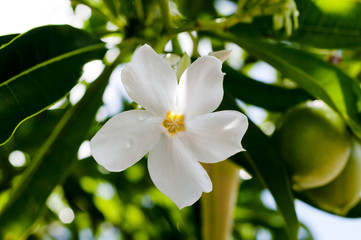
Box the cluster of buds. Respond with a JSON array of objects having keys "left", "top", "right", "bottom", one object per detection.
[{"left": 238, "top": 0, "right": 299, "bottom": 36}]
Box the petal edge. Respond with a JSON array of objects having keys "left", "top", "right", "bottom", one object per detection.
[
  {"left": 91, "top": 110, "right": 162, "bottom": 171},
  {"left": 181, "top": 110, "right": 248, "bottom": 163},
  {"left": 176, "top": 56, "right": 225, "bottom": 119},
  {"left": 121, "top": 44, "right": 177, "bottom": 115},
  {"left": 148, "top": 135, "right": 212, "bottom": 209}
]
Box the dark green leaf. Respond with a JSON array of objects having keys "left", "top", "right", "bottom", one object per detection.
[
  {"left": 0, "top": 60, "right": 113, "bottom": 238},
  {"left": 84, "top": 9, "right": 110, "bottom": 33},
  {"left": 222, "top": 32, "right": 361, "bottom": 139},
  {"left": 291, "top": 0, "right": 361, "bottom": 49},
  {"left": 0, "top": 41, "right": 136, "bottom": 238},
  {"left": 103, "top": 0, "right": 121, "bottom": 18},
  {"left": 3, "top": 108, "right": 66, "bottom": 156},
  {"left": 177, "top": 0, "right": 217, "bottom": 20},
  {"left": 0, "top": 108, "right": 66, "bottom": 191},
  {"left": 223, "top": 65, "right": 313, "bottom": 111},
  {"left": 0, "top": 33, "right": 19, "bottom": 47},
  {"left": 0, "top": 25, "right": 106, "bottom": 145},
  {"left": 235, "top": 122, "right": 299, "bottom": 240},
  {"left": 230, "top": 0, "right": 361, "bottom": 49},
  {"left": 220, "top": 96, "right": 299, "bottom": 240}
]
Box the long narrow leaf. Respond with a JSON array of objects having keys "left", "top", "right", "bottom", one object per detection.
[
  {"left": 291, "top": 0, "right": 361, "bottom": 49},
  {"left": 0, "top": 64, "right": 111, "bottom": 238},
  {"left": 234, "top": 124, "right": 299, "bottom": 240},
  {"left": 221, "top": 32, "right": 361, "bottom": 139},
  {"left": 223, "top": 65, "right": 313, "bottom": 112},
  {"left": 220, "top": 95, "right": 299, "bottom": 240}
]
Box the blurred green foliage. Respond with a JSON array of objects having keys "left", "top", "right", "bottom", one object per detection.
[{"left": 1, "top": 0, "right": 361, "bottom": 239}]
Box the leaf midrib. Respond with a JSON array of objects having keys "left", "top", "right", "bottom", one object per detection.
[
  {"left": 0, "top": 42, "right": 105, "bottom": 87},
  {"left": 231, "top": 35, "right": 335, "bottom": 106},
  {"left": 298, "top": 24, "right": 361, "bottom": 36}
]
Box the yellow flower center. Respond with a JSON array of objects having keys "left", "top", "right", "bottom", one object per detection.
[{"left": 161, "top": 112, "right": 185, "bottom": 136}]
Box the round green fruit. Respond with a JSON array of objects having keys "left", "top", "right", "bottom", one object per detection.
[
  {"left": 305, "top": 140, "right": 361, "bottom": 215},
  {"left": 276, "top": 100, "right": 351, "bottom": 191}
]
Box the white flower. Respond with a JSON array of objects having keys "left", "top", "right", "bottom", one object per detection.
[{"left": 90, "top": 44, "right": 248, "bottom": 209}]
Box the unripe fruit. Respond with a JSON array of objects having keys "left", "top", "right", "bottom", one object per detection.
[
  {"left": 276, "top": 100, "right": 351, "bottom": 191},
  {"left": 305, "top": 140, "right": 361, "bottom": 215}
]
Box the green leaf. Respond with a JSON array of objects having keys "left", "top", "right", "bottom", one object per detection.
[
  {"left": 235, "top": 122, "right": 299, "bottom": 240},
  {"left": 0, "top": 41, "right": 136, "bottom": 238},
  {"left": 0, "top": 59, "right": 115, "bottom": 238},
  {"left": 0, "top": 33, "right": 19, "bottom": 47},
  {"left": 220, "top": 97, "right": 299, "bottom": 240},
  {"left": 103, "top": 0, "right": 121, "bottom": 18},
  {"left": 230, "top": 0, "right": 361, "bottom": 49},
  {"left": 291, "top": 0, "right": 361, "bottom": 49},
  {"left": 0, "top": 25, "right": 106, "bottom": 146},
  {"left": 222, "top": 32, "right": 361, "bottom": 139},
  {"left": 177, "top": 0, "right": 217, "bottom": 20},
  {"left": 223, "top": 65, "right": 313, "bottom": 112},
  {"left": 4, "top": 108, "right": 66, "bottom": 156}
]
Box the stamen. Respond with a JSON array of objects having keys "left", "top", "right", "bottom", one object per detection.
[{"left": 161, "top": 112, "right": 186, "bottom": 136}]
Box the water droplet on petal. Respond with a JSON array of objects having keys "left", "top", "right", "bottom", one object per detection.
[
  {"left": 125, "top": 139, "right": 133, "bottom": 148},
  {"left": 138, "top": 114, "right": 148, "bottom": 121}
]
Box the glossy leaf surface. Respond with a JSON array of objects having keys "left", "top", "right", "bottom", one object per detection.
[
  {"left": 223, "top": 65, "right": 313, "bottom": 112},
  {"left": 237, "top": 122, "right": 299, "bottom": 240},
  {"left": 225, "top": 32, "right": 361, "bottom": 139},
  {"left": 0, "top": 62, "right": 114, "bottom": 238},
  {"left": 0, "top": 33, "right": 18, "bottom": 46},
  {"left": 292, "top": 0, "right": 361, "bottom": 48},
  {"left": 220, "top": 97, "right": 299, "bottom": 240},
  {"left": 0, "top": 41, "right": 135, "bottom": 238},
  {"left": 0, "top": 25, "right": 105, "bottom": 145},
  {"left": 231, "top": 0, "right": 361, "bottom": 49}
]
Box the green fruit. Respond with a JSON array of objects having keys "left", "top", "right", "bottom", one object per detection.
[
  {"left": 277, "top": 100, "right": 351, "bottom": 191},
  {"left": 305, "top": 140, "right": 361, "bottom": 215}
]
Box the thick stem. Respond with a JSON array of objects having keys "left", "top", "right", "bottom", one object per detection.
[{"left": 201, "top": 160, "right": 241, "bottom": 240}]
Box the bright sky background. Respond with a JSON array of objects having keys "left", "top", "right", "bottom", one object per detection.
[{"left": 1, "top": 0, "right": 361, "bottom": 239}]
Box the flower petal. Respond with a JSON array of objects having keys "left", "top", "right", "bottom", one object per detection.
[
  {"left": 176, "top": 56, "right": 224, "bottom": 119},
  {"left": 148, "top": 135, "right": 212, "bottom": 209},
  {"left": 91, "top": 110, "right": 162, "bottom": 172},
  {"left": 180, "top": 111, "right": 248, "bottom": 163},
  {"left": 121, "top": 44, "right": 177, "bottom": 115},
  {"left": 209, "top": 50, "right": 232, "bottom": 63}
]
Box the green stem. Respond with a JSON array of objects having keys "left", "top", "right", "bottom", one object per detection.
[
  {"left": 201, "top": 161, "right": 241, "bottom": 240},
  {"left": 159, "top": 0, "right": 172, "bottom": 32},
  {"left": 134, "top": 0, "right": 144, "bottom": 22},
  {"left": 188, "top": 32, "right": 199, "bottom": 57},
  {"left": 169, "top": 14, "right": 252, "bottom": 35},
  {"left": 236, "top": 0, "right": 248, "bottom": 15}
]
